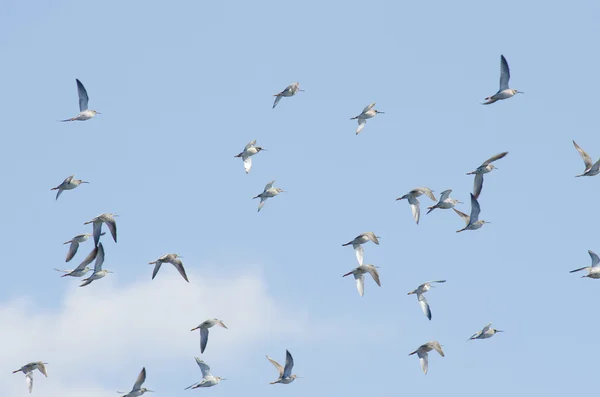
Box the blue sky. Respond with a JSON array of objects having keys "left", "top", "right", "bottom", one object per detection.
[{"left": 1, "top": 0, "right": 599, "bottom": 395}]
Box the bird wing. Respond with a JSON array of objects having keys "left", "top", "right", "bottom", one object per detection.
[
  {"left": 244, "top": 140, "right": 257, "bottom": 150},
  {"left": 200, "top": 327, "right": 209, "bottom": 354},
  {"left": 151, "top": 262, "right": 162, "bottom": 280},
  {"left": 55, "top": 188, "right": 64, "bottom": 200},
  {"left": 92, "top": 221, "right": 103, "bottom": 246},
  {"left": 366, "top": 265, "right": 381, "bottom": 287},
  {"left": 172, "top": 259, "right": 190, "bottom": 282},
  {"left": 408, "top": 195, "right": 420, "bottom": 224},
  {"left": 589, "top": 250, "right": 600, "bottom": 267},
  {"left": 257, "top": 197, "right": 267, "bottom": 212},
  {"left": 195, "top": 358, "right": 211, "bottom": 378},
  {"left": 367, "top": 232, "right": 380, "bottom": 245},
  {"left": 356, "top": 118, "right": 366, "bottom": 135},
  {"left": 355, "top": 273, "right": 365, "bottom": 297},
  {"left": 243, "top": 157, "right": 252, "bottom": 174},
  {"left": 481, "top": 151, "right": 509, "bottom": 166},
  {"left": 266, "top": 355, "right": 284, "bottom": 377},
  {"left": 74, "top": 246, "right": 99, "bottom": 272},
  {"left": 76, "top": 79, "right": 89, "bottom": 111},
  {"left": 469, "top": 193, "right": 481, "bottom": 224},
  {"left": 417, "top": 351, "right": 429, "bottom": 374},
  {"left": 439, "top": 189, "right": 452, "bottom": 203},
  {"left": 37, "top": 363, "right": 48, "bottom": 377},
  {"left": 272, "top": 95, "right": 282, "bottom": 109},
  {"left": 264, "top": 180, "right": 275, "bottom": 191},
  {"left": 573, "top": 141, "right": 593, "bottom": 171},
  {"left": 105, "top": 217, "right": 118, "bottom": 243},
  {"left": 453, "top": 208, "right": 470, "bottom": 224},
  {"left": 419, "top": 187, "right": 437, "bottom": 201},
  {"left": 432, "top": 341, "right": 445, "bottom": 357},
  {"left": 473, "top": 173, "right": 484, "bottom": 200},
  {"left": 283, "top": 350, "right": 294, "bottom": 378},
  {"left": 481, "top": 322, "right": 492, "bottom": 334},
  {"left": 65, "top": 174, "right": 74, "bottom": 184},
  {"left": 362, "top": 102, "right": 376, "bottom": 113},
  {"left": 353, "top": 243, "right": 364, "bottom": 266},
  {"left": 499, "top": 55, "right": 510, "bottom": 91},
  {"left": 26, "top": 372, "right": 33, "bottom": 393},
  {"left": 428, "top": 280, "right": 447, "bottom": 284},
  {"left": 418, "top": 293, "right": 431, "bottom": 320},
  {"left": 590, "top": 159, "right": 600, "bottom": 174},
  {"left": 132, "top": 367, "right": 146, "bottom": 391},
  {"left": 94, "top": 243, "right": 105, "bottom": 272},
  {"left": 65, "top": 241, "right": 80, "bottom": 262}
]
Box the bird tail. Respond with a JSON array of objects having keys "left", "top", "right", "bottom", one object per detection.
[
  {"left": 342, "top": 271, "right": 354, "bottom": 277},
  {"left": 341, "top": 242, "right": 351, "bottom": 246},
  {"left": 426, "top": 206, "right": 435, "bottom": 214},
  {"left": 50, "top": 187, "right": 58, "bottom": 190},
  {"left": 350, "top": 116, "right": 358, "bottom": 120},
  {"left": 456, "top": 228, "right": 465, "bottom": 233},
  {"left": 234, "top": 152, "right": 243, "bottom": 158},
  {"left": 60, "top": 118, "right": 75, "bottom": 122},
  {"left": 12, "top": 369, "right": 19, "bottom": 374}
]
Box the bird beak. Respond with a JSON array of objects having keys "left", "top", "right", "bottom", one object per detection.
[
  {"left": 299, "top": 89, "right": 305, "bottom": 92},
  {"left": 457, "top": 201, "right": 464, "bottom": 204},
  {"left": 96, "top": 112, "right": 102, "bottom": 114},
  {"left": 518, "top": 91, "right": 524, "bottom": 94},
  {"left": 221, "top": 378, "right": 227, "bottom": 381},
  {"left": 261, "top": 148, "right": 268, "bottom": 151},
  {"left": 146, "top": 390, "right": 154, "bottom": 393},
  {"left": 496, "top": 330, "right": 504, "bottom": 332}
]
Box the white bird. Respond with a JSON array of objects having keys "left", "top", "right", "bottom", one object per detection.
[
  {"left": 350, "top": 102, "right": 385, "bottom": 135},
  {"left": 396, "top": 187, "right": 437, "bottom": 224},
  {"left": 482, "top": 55, "right": 522, "bottom": 105},
  {"left": 466, "top": 152, "right": 508, "bottom": 199},
  {"left": 79, "top": 242, "right": 113, "bottom": 287},
  {"left": 55, "top": 245, "right": 98, "bottom": 278},
  {"left": 273, "top": 82, "right": 304, "bottom": 109},
  {"left": 454, "top": 193, "right": 490, "bottom": 233},
  {"left": 190, "top": 318, "right": 228, "bottom": 354},
  {"left": 13, "top": 362, "right": 48, "bottom": 394},
  {"left": 184, "top": 358, "right": 225, "bottom": 389},
  {"left": 426, "top": 189, "right": 461, "bottom": 215},
  {"left": 407, "top": 280, "right": 446, "bottom": 320},
  {"left": 468, "top": 322, "right": 503, "bottom": 341},
  {"left": 51, "top": 174, "right": 89, "bottom": 200},
  {"left": 84, "top": 213, "right": 118, "bottom": 246},
  {"left": 62, "top": 232, "right": 102, "bottom": 262},
  {"left": 569, "top": 250, "right": 600, "bottom": 279},
  {"left": 341, "top": 232, "right": 380, "bottom": 266},
  {"left": 61, "top": 79, "right": 101, "bottom": 121},
  {"left": 119, "top": 367, "right": 153, "bottom": 397},
  {"left": 409, "top": 341, "right": 444, "bottom": 375},
  {"left": 342, "top": 264, "right": 381, "bottom": 297},
  {"left": 149, "top": 254, "right": 189, "bottom": 282},
  {"left": 573, "top": 141, "right": 600, "bottom": 177},
  {"left": 234, "top": 140, "right": 266, "bottom": 174},
  {"left": 253, "top": 180, "right": 285, "bottom": 212},
  {"left": 266, "top": 350, "right": 299, "bottom": 384}
]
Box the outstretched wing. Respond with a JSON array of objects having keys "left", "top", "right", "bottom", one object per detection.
[
  {"left": 573, "top": 141, "right": 593, "bottom": 172},
  {"left": 362, "top": 102, "right": 376, "bottom": 114},
  {"left": 266, "top": 355, "right": 284, "bottom": 377},
  {"left": 76, "top": 79, "right": 89, "bottom": 111},
  {"left": 366, "top": 265, "right": 381, "bottom": 287},
  {"left": 353, "top": 243, "right": 364, "bottom": 266},
  {"left": 453, "top": 208, "right": 470, "bottom": 225},
  {"left": 195, "top": 358, "right": 211, "bottom": 378},
  {"left": 243, "top": 157, "right": 252, "bottom": 174},
  {"left": 283, "top": 350, "right": 294, "bottom": 378},
  {"left": 94, "top": 243, "right": 105, "bottom": 272},
  {"left": 469, "top": 194, "right": 481, "bottom": 224},
  {"left": 200, "top": 327, "right": 210, "bottom": 353},
  {"left": 356, "top": 118, "right": 366, "bottom": 135},
  {"left": 132, "top": 367, "right": 146, "bottom": 391},
  {"left": 74, "top": 246, "right": 99, "bottom": 272},
  {"left": 65, "top": 241, "right": 80, "bottom": 262},
  {"left": 418, "top": 351, "right": 429, "bottom": 374},
  {"left": 473, "top": 173, "right": 484, "bottom": 199},
  {"left": 418, "top": 293, "right": 431, "bottom": 320},
  {"left": 438, "top": 189, "right": 452, "bottom": 202},
  {"left": 499, "top": 55, "right": 510, "bottom": 91},
  {"left": 408, "top": 195, "right": 420, "bottom": 225},
  {"left": 244, "top": 140, "right": 257, "bottom": 150},
  {"left": 482, "top": 151, "right": 508, "bottom": 166},
  {"left": 355, "top": 273, "right": 365, "bottom": 297},
  {"left": 589, "top": 250, "right": 600, "bottom": 267}
]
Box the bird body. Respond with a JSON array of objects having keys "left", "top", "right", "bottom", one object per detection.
[
  {"left": 482, "top": 55, "right": 522, "bottom": 104},
  {"left": 343, "top": 264, "right": 381, "bottom": 297},
  {"left": 119, "top": 367, "right": 153, "bottom": 397},
  {"left": 234, "top": 140, "right": 266, "bottom": 174},
  {"left": 454, "top": 194, "right": 489, "bottom": 232},
  {"left": 184, "top": 358, "right": 225, "bottom": 389},
  {"left": 409, "top": 341, "right": 444, "bottom": 374},
  {"left": 191, "top": 318, "right": 228, "bottom": 354},
  {"left": 267, "top": 350, "right": 298, "bottom": 385},
  {"left": 61, "top": 79, "right": 100, "bottom": 121},
  {"left": 273, "top": 82, "right": 303, "bottom": 108},
  {"left": 84, "top": 213, "right": 118, "bottom": 246},
  {"left": 253, "top": 180, "right": 284, "bottom": 212},
  {"left": 570, "top": 250, "right": 600, "bottom": 278},
  {"left": 468, "top": 322, "right": 503, "bottom": 340},
  {"left": 407, "top": 280, "right": 446, "bottom": 320},
  {"left": 396, "top": 187, "right": 436, "bottom": 224},
  {"left": 342, "top": 232, "right": 380, "bottom": 265},
  {"left": 149, "top": 253, "right": 189, "bottom": 282},
  {"left": 426, "top": 189, "right": 461, "bottom": 214},
  {"left": 351, "top": 102, "right": 384, "bottom": 134},
  {"left": 466, "top": 152, "right": 508, "bottom": 199},
  {"left": 51, "top": 174, "right": 88, "bottom": 200}
]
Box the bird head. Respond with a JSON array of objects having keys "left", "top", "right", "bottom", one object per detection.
[
  {"left": 512, "top": 89, "right": 523, "bottom": 95},
  {"left": 142, "top": 388, "right": 154, "bottom": 393},
  {"left": 256, "top": 147, "right": 266, "bottom": 152}
]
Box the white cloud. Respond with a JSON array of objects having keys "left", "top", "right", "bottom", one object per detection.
[{"left": 0, "top": 266, "right": 308, "bottom": 395}]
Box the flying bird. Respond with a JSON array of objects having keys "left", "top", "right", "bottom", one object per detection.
[
  {"left": 569, "top": 250, "right": 600, "bottom": 279},
  {"left": 12, "top": 362, "right": 48, "bottom": 394},
  {"left": 62, "top": 232, "right": 102, "bottom": 262},
  {"left": 149, "top": 254, "right": 189, "bottom": 282},
  {"left": 341, "top": 232, "right": 380, "bottom": 266},
  {"left": 396, "top": 187, "right": 437, "bottom": 224},
  {"left": 119, "top": 367, "right": 153, "bottom": 397},
  {"left": 454, "top": 194, "right": 490, "bottom": 232},
  {"left": 409, "top": 341, "right": 444, "bottom": 375},
  {"left": 84, "top": 213, "right": 118, "bottom": 246},
  {"left": 266, "top": 350, "right": 299, "bottom": 384},
  {"left": 253, "top": 180, "right": 285, "bottom": 212},
  {"left": 350, "top": 102, "right": 384, "bottom": 135},
  {"left": 407, "top": 280, "right": 446, "bottom": 320},
  {"left": 343, "top": 264, "right": 381, "bottom": 297},
  {"left": 466, "top": 152, "right": 508, "bottom": 199},
  {"left": 79, "top": 243, "right": 113, "bottom": 287},
  {"left": 573, "top": 141, "right": 600, "bottom": 177},
  {"left": 234, "top": 140, "right": 266, "bottom": 174},
  {"left": 273, "top": 82, "right": 304, "bottom": 109},
  {"left": 184, "top": 358, "right": 225, "bottom": 389},
  {"left": 190, "top": 318, "right": 228, "bottom": 354},
  {"left": 426, "top": 189, "right": 461, "bottom": 215},
  {"left": 482, "top": 55, "right": 522, "bottom": 105},
  {"left": 55, "top": 245, "right": 98, "bottom": 278},
  {"left": 51, "top": 174, "right": 88, "bottom": 200},
  {"left": 468, "top": 322, "right": 503, "bottom": 341},
  {"left": 61, "top": 79, "right": 101, "bottom": 121}
]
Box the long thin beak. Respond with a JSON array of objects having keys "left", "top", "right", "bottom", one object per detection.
[
  {"left": 299, "top": 89, "right": 305, "bottom": 92},
  {"left": 496, "top": 330, "right": 504, "bottom": 332},
  {"left": 146, "top": 390, "right": 154, "bottom": 392},
  {"left": 82, "top": 181, "right": 90, "bottom": 184},
  {"left": 96, "top": 112, "right": 102, "bottom": 114},
  {"left": 457, "top": 201, "right": 464, "bottom": 204},
  {"left": 518, "top": 92, "right": 524, "bottom": 94}
]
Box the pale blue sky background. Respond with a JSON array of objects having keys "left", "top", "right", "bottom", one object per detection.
[{"left": 1, "top": 0, "right": 599, "bottom": 395}]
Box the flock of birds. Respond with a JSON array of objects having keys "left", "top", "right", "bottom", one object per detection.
[{"left": 11, "top": 53, "right": 600, "bottom": 393}]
